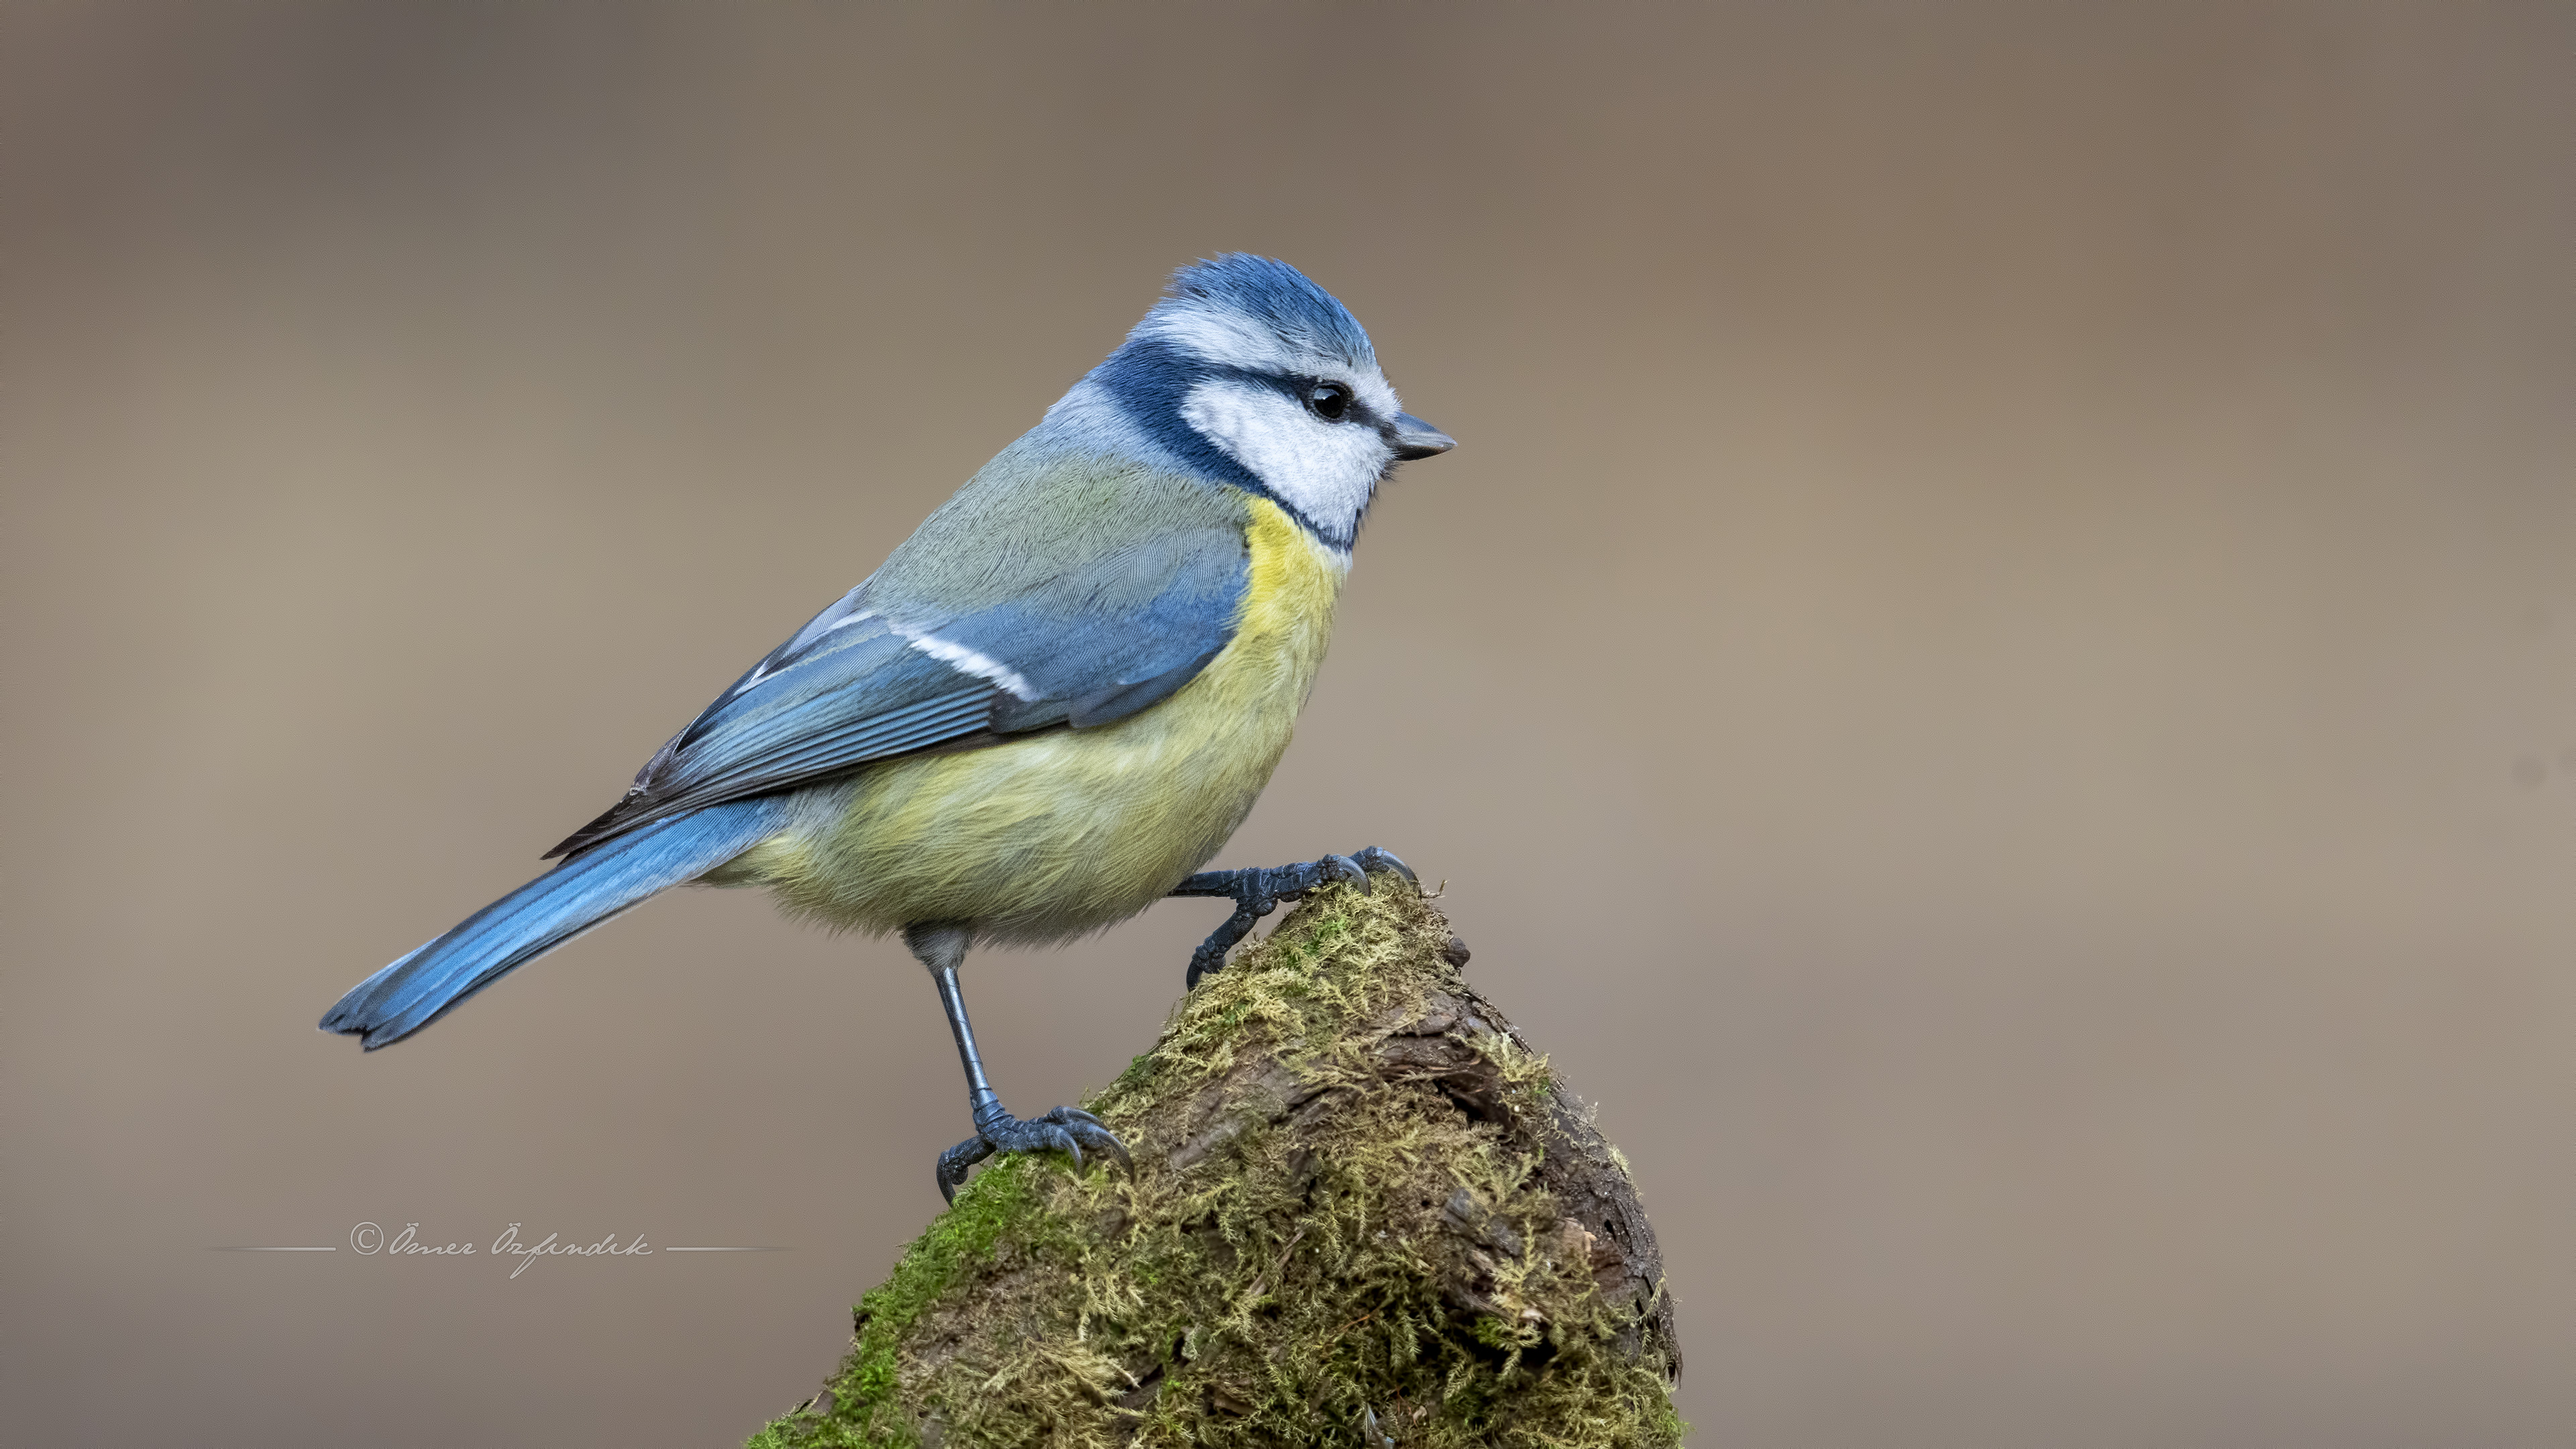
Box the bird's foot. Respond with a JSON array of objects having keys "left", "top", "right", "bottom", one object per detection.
[
  {"left": 936, "top": 1102, "right": 1131, "bottom": 1205},
  {"left": 1170, "top": 847, "right": 1419, "bottom": 988}
]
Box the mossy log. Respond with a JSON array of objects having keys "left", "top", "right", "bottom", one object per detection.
[{"left": 748, "top": 870, "right": 1683, "bottom": 1448}]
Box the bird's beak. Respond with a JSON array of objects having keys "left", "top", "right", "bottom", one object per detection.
[{"left": 1389, "top": 413, "right": 1456, "bottom": 461}]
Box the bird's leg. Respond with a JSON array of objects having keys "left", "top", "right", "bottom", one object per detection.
[
  {"left": 1168, "top": 846, "right": 1419, "bottom": 989},
  {"left": 907, "top": 923, "right": 1130, "bottom": 1205}
]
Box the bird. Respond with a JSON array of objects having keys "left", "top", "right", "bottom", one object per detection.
[{"left": 319, "top": 254, "right": 1455, "bottom": 1201}]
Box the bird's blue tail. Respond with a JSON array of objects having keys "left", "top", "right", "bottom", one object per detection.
[{"left": 320, "top": 796, "right": 793, "bottom": 1050}]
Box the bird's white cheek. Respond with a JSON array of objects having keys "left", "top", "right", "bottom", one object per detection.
[{"left": 1179, "top": 380, "right": 1389, "bottom": 537}]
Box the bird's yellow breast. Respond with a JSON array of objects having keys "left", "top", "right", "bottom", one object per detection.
[{"left": 710, "top": 498, "right": 1347, "bottom": 943}]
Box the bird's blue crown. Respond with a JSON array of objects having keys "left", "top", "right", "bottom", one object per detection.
[{"left": 1151, "top": 254, "right": 1378, "bottom": 370}]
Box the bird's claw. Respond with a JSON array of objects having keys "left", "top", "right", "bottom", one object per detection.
[
  {"left": 936, "top": 1104, "right": 1132, "bottom": 1205},
  {"left": 1305, "top": 853, "right": 1371, "bottom": 897},
  {"left": 1171, "top": 847, "right": 1421, "bottom": 988},
  {"left": 1350, "top": 846, "right": 1419, "bottom": 888}
]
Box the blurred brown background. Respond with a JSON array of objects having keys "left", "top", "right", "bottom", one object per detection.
[{"left": 4, "top": 3, "right": 2570, "bottom": 1444}]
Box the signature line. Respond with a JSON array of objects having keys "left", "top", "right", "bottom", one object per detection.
[
  {"left": 210, "top": 1246, "right": 337, "bottom": 1252},
  {"left": 664, "top": 1246, "right": 789, "bottom": 1252}
]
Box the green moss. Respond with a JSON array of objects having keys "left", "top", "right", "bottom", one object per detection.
[
  {"left": 751, "top": 873, "right": 1683, "bottom": 1449},
  {"left": 751, "top": 1161, "right": 1058, "bottom": 1449}
]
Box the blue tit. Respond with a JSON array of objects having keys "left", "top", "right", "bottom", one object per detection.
[{"left": 321, "top": 254, "right": 1455, "bottom": 1200}]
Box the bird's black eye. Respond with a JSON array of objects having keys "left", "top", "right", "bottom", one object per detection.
[{"left": 1305, "top": 381, "right": 1353, "bottom": 422}]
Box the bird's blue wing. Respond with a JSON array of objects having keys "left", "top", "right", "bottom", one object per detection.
[
  {"left": 932, "top": 527, "right": 1251, "bottom": 733},
  {"left": 545, "top": 514, "right": 1248, "bottom": 859}
]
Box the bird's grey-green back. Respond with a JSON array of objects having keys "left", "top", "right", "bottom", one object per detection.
[{"left": 871, "top": 438, "right": 1252, "bottom": 616}]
